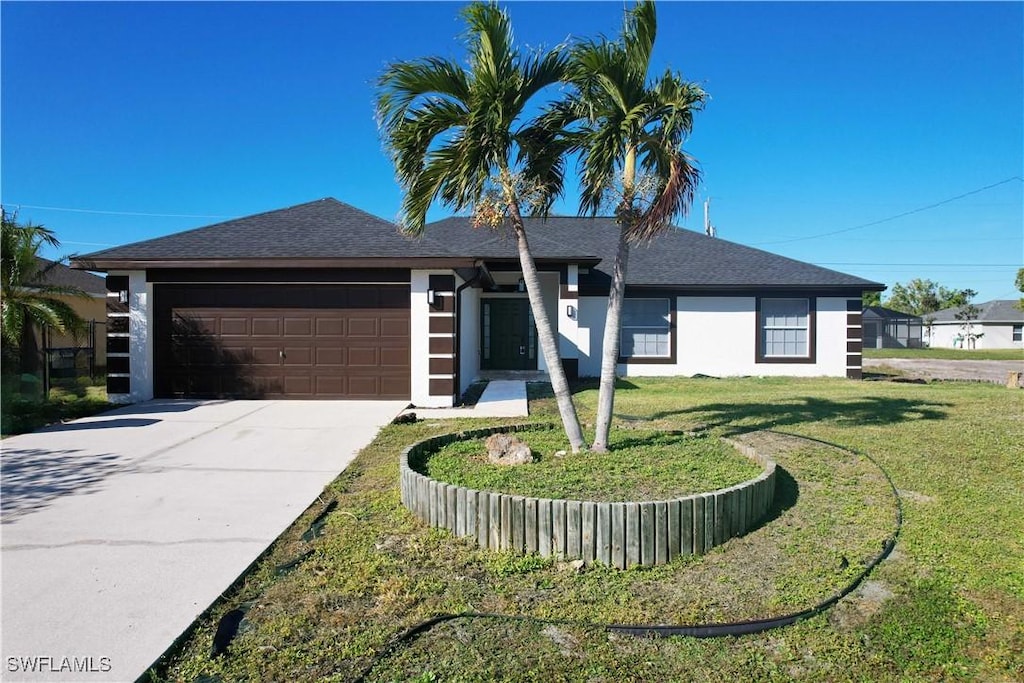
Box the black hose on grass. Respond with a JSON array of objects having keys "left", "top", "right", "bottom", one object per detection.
[{"left": 351, "top": 432, "right": 904, "bottom": 683}]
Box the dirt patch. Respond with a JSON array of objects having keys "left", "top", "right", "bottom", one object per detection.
[
  {"left": 829, "top": 580, "right": 895, "bottom": 630},
  {"left": 863, "top": 358, "right": 1023, "bottom": 384}
]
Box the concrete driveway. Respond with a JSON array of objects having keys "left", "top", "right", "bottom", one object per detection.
[{"left": 1, "top": 399, "right": 404, "bottom": 682}]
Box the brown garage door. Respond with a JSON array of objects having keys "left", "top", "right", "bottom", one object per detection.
[{"left": 157, "top": 285, "right": 410, "bottom": 399}]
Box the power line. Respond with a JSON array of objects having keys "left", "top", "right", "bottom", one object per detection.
[
  {"left": 3, "top": 203, "right": 232, "bottom": 219},
  {"left": 753, "top": 176, "right": 1024, "bottom": 246}
]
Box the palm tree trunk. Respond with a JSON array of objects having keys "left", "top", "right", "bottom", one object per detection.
[
  {"left": 592, "top": 230, "right": 629, "bottom": 452},
  {"left": 504, "top": 190, "right": 587, "bottom": 453},
  {"left": 593, "top": 146, "right": 637, "bottom": 452}
]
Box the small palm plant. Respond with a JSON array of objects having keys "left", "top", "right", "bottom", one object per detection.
[{"left": 1, "top": 208, "right": 88, "bottom": 381}]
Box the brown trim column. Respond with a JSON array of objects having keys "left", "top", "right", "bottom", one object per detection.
[
  {"left": 427, "top": 274, "right": 456, "bottom": 400},
  {"left": 106, "top": 275, "right": 131, "bottom": 395},
  {"left": 846, "top": 299, "right": 863, "bottom": 379}
]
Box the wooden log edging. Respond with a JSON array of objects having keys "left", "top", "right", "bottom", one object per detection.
[{"left": 399, "top": 426, "right": 777, "bottom": 570}]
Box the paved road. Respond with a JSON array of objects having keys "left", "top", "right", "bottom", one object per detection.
[
  {"left": 1, "top": 399, "right": 404, "bottom": 682},
  {"left": 863, "top": 357, "right": 1023, "bottom": 384}
]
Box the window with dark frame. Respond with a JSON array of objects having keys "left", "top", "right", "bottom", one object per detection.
[
  {"left": 760, "top": 298, "right": 810, "bottom": 358},
  {"left": 620, "top": 298, "right": 671, "bottom": 358}
]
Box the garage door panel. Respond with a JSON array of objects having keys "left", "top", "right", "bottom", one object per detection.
[
  {"left": 160, "top": 285, "right": 410, "bottom": 399},
  {"left": 315, "top": 347, "right": 345, "bottom": 366},
  {"left": 249, "top": 347, "right": 281, "bottom": 366},
  {"left": 220, "top": 318, "right": 250, "bottom": 336},
  {"left": 316, "top": 376, "right": 346, "bottom": 395},
  {"left": 251, "top": 318, "right": 282, "bottom": 336},
  {"left": 380, "top": 348, "right": 409, "bottom": 367},
  {"left": 316, "top": 318, "right": 345, "bottom": 336},
  {"left": 283, "top": 376, "right": 313, "bottom": 395},
  {"left": 347, "top": 347, "right": 380, "bottom": 367},
  {"left": 348, "top": 318, "right": 379, "bottom": 337},
  {"left": 347, "top": 376, "right": 381, "bottom": 397},
  {"left": 283, "top": 317, "right": 312, "bottom": 337},
  {"left": 282, "top": 347, "right": 312, "bottom": 365},
  {"left": 381, "top": 318, "right": 410, "bottom": 337}
]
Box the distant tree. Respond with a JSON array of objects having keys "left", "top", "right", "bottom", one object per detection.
[
  {"left": 1, "top": 208, "right": 88, "bottom": 380},
  {"left": 954, "top": 303, "right": 984, "bottom": 350},
  {"left": 1015, "top": 267, "right": 1024, "bottom": 310},
  {"left": 885, "top": 278, "right": 976, "bottom": 316},
  {"left": 862, "top": 290, "right": 881, "bottom": 308}
]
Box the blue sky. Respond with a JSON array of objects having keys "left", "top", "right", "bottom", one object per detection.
[{"left": 3, "top": 1, "right": 1021, "bottom": 302}]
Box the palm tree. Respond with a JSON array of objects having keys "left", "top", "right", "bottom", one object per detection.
[
  {"left": 1, "top": 208, "right": 87, "bottom": 380},
  {"left": 560, "top": 1, "right": 706, "bottom": 451},
  {"left": 376, "top": 1, "right": 587, "bottom": 452}
]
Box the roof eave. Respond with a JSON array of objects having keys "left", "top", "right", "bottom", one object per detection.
[{"left": 70, "top": 256, "right": 479, "bottom": 272}]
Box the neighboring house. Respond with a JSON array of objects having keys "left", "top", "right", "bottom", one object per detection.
[
  {"left": 73, "top": 198, "right": 884, "bottom": 406},
  {"left": 30, "top": 257, "right": 107, "bottom": 373},
  {"left": 925, "top": 300, "right": 1024, "bottom": 350},
  {"left": 862, "top": 306, "right": 923, "bottom": 349}
]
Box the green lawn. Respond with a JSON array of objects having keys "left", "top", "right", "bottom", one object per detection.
[
  {"left": 1, "top": 380, "right": 112, "bottom": 436},
  {"left": 864, "top": 347, "right": 1023, "bottom": 361},
  {"left": 157, "top": 377, "right": 1024, "bottom": 682},
  {"left": 425, "top": 427, "right": 761, "bottom": 501}
]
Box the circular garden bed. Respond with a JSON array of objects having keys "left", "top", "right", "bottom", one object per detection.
[{"left": 400, "top": 425, "right": 777, "bottom": 569}]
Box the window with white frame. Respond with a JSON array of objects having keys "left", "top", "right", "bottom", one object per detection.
[
  {"left": 760, "top": 298, "right": 810, "bottom": 358},
  {"left": 621, "top": 298, "right": 671, "bottom": 358},
  {"left": 1013, "top": 324, "right": 1022, "bottom": 342}
]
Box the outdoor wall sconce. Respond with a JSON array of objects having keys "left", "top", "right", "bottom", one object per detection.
[
  {"left": 517, "top": 278, "right": 526, "bottom": 292},
  {"left": 427, "top": 289, "right": 435, "bottom": 306},
  {"left": 566, "top": 304, "right": 577, "bottom": 319}
]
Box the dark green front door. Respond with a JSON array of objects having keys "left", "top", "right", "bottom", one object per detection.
[{"left": 482, "top": 298, "right": 536, "bottom": 370}]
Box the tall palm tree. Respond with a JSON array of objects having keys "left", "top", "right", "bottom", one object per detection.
[
  {"left": 376, "top": 1, "right": 587, "bottom": 452},
  {"left": 1, "top": 208, "right": 88, "bottom": 377},
  {"left": 561, "top": 1, "right": 706, "bottom": 451}
]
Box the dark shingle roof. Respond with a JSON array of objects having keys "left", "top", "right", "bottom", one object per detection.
[
  {"left": 76, "top": 198, "right": 883, "bottom": 292},
  {"left": 428, "top": 215, "right": 883, "bottom": 291},
  {"left": 863, "top": 306, "right": 922, "bottom": 321},
  {"left": 31, "top": 257, "right": 105, "bottom": 295},
  {"left": 928, "top": 300, "right": 1024, "bottom": 323},
  {"left": 77, "top": 198, "right": 459, "bottom": 263}
]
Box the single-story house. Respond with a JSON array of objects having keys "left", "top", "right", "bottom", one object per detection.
[
  {"left": 862, "top": 306, "right": 923, "bottom": 349},
  {"left": 925, "top": 299, "right": 1024, "bottom": 350},
  {"left": 73, "top": 198, "right": 884, "bottom": 406},
  {"left": 30, "top": 257, "right": 108, "bottom": 373}
]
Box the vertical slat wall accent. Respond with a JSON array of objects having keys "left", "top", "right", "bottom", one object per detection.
[
  {"left": 399, "top": 428, "right": 777, "bottom": 568},
  {"left": 105, "top": 275, "right": 131, "bottom": 397}
]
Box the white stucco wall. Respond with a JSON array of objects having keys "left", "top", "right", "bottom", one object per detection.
[
  {"left": 578, "top": 295, "right": 851, "bottom": 378},
  {"left": 458, "top": 283, "right": 481, "bottom": 394},
  {"left": 929, "top": 321, "right": 1023, "bottom": 349},
  {"left": 111, "top": 270, "right": 154, "bottom": 404}
]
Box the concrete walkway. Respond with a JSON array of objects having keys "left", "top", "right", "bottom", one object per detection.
[
  {"left": 407, "top": 380, "right": 529, "bottom": 419},
  {"left": 0, "top": 399, "right": 404, "bottom": 682}
]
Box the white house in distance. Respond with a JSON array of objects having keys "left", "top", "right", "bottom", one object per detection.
[
  {"left": 72, "top": 198, "right": 884, "bottom": 407},
  {"left": 925, "top": 300, "right": 1024, "bottom": 350}
]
